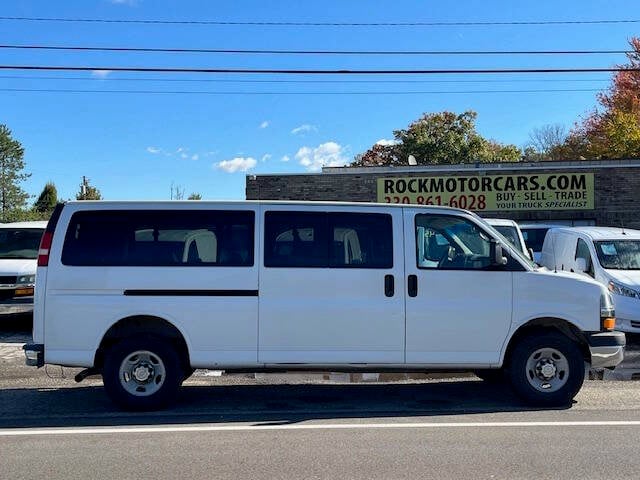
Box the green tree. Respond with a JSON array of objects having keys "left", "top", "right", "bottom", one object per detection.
[
  {"left": 76, "top": 177, "right": 102, "bottom": 200},
  {"left": 187, "top": 192, "right": 202, "bottom": 200},
  {"left": 0, "top": 124, "right": 31, "bottom": 222},
  {"left": 352, "top": 111, "right": 521, "bottom": 166},
  {"left": 34, "top": 182, "right": 58, "bottom": 214}
]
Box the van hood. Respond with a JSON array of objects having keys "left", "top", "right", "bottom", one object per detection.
[
  {"left": 605, "top": 269, "right": 640, "bottom": 287},
  {"left": 535, "top": 267, "right": 603, "bottom": 288},
  {"left": 0, "top": 258, "right": 37, "bottom": 276}
]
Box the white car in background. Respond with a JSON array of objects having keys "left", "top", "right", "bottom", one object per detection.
[
  {"left": 540, "top": 226, "right": 640, "bottom": 333},
  {"left": 484, "top": 218, "right": 531, "bottom": 260},
  {"left": 0, "top": 221, "right": 47, "bottom": 315}
]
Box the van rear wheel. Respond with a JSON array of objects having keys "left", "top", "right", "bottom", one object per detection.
[
  {"left": 103, "top": 335, "right": 183, "bottom": 410},
  {"left": 507, "top": 332, "right": 584, "bottom": 407}
]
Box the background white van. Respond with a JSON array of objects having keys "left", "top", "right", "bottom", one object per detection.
[
  {"left": 484, "top": 218, "right": 531, "bottom": 260},
  {"left": 540, "top": 227, "right": 640, "bottom": 333},
  {"left": 0, "top": 221, "right": 47, "bottom": 315}
]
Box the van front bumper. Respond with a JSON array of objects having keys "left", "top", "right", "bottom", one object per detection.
[
  {"left": 23, "top": 343, "right": 44, "bottom": 367},
  {"left": 0, "top": 296, "right": 34, "bottom": 315},
  {"left": 588, "top": 331, "right": 626, "bottom": 369}
]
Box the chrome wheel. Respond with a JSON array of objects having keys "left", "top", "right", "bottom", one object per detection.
[
  {"left": 525, "top": 347, "right": 569, "bottom": 393},
  {"left": 118, "top": 350, "right": 166, "bottom": 397}
]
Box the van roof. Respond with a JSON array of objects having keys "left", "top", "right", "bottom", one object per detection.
[
  {"left": 0, "top": 221, "right": 48, "bottom": 229},
  {"left": 549, "top": 226, "right": 640, "bottom": 240},
  {"left": 62, "top": 200, "right": 470, "bottom": 214}
]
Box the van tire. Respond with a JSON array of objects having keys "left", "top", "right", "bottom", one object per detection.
[
  {"left": 507, "top": 332, "right": 584, "bottom": 407},
  {"left": 103, "top": 335, "right": 183, "bottom": 411}
]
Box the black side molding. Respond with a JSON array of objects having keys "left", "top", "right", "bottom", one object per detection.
[{"left": 124, "top": 289, "right": 258, "bottom": 297}]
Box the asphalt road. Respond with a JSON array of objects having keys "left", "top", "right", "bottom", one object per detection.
[{"left": 2, "top": 316, "right": 640, "bottom": 479}]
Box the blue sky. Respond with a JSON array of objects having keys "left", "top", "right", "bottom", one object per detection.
[{"left": 1, "top": 1, "right": 638, "bottom": 201}]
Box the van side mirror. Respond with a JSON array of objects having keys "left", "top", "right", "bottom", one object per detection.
[
  {"left": 490, "top": 240, "right": 508, "bottom": 267},
  {"left": 575, "top": 257, "right": 587, "bottom": 273}
]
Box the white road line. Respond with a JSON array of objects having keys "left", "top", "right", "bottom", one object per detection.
[{"left": 1, "top": 420, "right": 640, "bottom": 437}]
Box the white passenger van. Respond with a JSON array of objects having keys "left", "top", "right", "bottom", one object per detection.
[
  {"left": 540, "top": 227, "right": 640, "bottom": 333},
  {"left": 25, "top": 202, "right": 624, "bottom": 410}
]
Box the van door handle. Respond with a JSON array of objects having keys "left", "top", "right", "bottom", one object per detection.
[
  {"left": 384, "top": 274, "right": 394, "bottom": 297},
  {"left": 408, "top": 274, "right": 418, "bottom": 297}
]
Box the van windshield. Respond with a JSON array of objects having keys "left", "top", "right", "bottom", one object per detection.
[
  {"left": 491, "top": 225, "right": 523, "bottom": 253},
  {"left": 594, "top": 240, "right": 640, "bottom": 270},
  {"left": 0, "top": 229, "right": 44, "bottom": 260}
]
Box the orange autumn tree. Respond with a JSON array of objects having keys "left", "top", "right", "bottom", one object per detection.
[{"left": 554, "top": 37, "right": 640, "bottom": 159}]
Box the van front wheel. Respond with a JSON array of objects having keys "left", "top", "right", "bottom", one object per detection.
[
  {"left": 508, "top": 332, "right": 584, "bottom": 407},
  {"left": 103, "top": 336, "right": 183, "bottom": 410}
]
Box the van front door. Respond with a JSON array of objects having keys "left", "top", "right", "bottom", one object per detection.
[
  {"left": 258, "top": 205, "right": 405, "bottom": 364},
  {"left": 403, "top": 209, "right": 513, "bottom": 365}
]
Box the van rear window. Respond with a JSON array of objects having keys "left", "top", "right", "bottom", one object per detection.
[{"left": 61, "top": 210, "right": 254, "bottom": 267}]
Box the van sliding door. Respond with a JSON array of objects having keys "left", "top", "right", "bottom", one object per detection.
[{"left": 258, "top": 205, "right": 406, "bottom": 364}]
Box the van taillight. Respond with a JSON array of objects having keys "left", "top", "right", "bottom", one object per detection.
[
  {"left": 37, "top": 231, "right": 53, "bottom": 267},
  {"left": 38, "top": 203, "right": 64, "bottom": 267}
]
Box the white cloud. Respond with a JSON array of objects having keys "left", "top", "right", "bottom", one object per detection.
[
  {"left": 376, "top": 138, "right": 399, "bottom": 146},
  {"left": 191, "top": 154, "right": 199, "bottom": 160},
  {"left": 261, "top": 154, "right": 272, "bottom": 163},
  {"left": 146, "top": 146, "right": 161, "bottom": 154},
  {"left": 259, "top": 121, "right": 270, "bottom": 129},
  {"left": 281, "top": 155, "right": 290, "bottom": 162},
  {"left": 291, "top": 124, "right": 318, "bottom": 135},
  {"left": 295, "top": 142, "right": 348, "bottom": 172},
  {"left": 180, "top": 153, "right": 188, "bottom": 159},
  {"left": 215, "top": 157, "right": 257, "bottom": 173},
  {"left": 91, "top": 70, "right": 112, "bottom": 79},
  {"left": 109, "top": 0, "right": 138, "bottom": 5}
]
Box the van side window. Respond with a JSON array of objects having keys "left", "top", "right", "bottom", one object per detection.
[
  {"left": 575, "top": 238, "right": 594, "bottom": 275},
  {"left": 415, "top": 214, "right": 521, "bottom": 271},
  {"left": 264, "top": 212, "right": 328, "bottom": 268},
  {"left": 264, "top": 211, "right": 393, "bottom": 269},
  {"left": 328, "top": 213, "right": 393, "bottom": 268},
  {"left": 61, "top": 210, "right": 255, "bottom": 267}
]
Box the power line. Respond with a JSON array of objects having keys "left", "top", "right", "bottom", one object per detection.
[
  {"left": 0, "top": 87, "right": 602, "bottom": 95},
  {"left": 0, "top": 74, "right": 611, "bottom": 84},
  {"left": 0, "top": 44, "right": 631, "bottom": 56},
  {"left": 0, "top": 65, "right": 637, "bottom": 75},
  {"left": 0, "top": 16, "right": 639, "bottom": 27}
]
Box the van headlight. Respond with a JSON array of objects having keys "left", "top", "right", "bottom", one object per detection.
[
  {"left": 600, "top": 290, "right": 616, "bottom": 331},
  {"left": 608, "top": 280, "right": 640, "bottom": 299},
  {"left": 17, "top": 274, "right": 36, "bottom": 285}
]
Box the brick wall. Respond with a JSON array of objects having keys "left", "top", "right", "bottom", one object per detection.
[{"left": 245, "top": 161, "right": 640, "bottom": 228}]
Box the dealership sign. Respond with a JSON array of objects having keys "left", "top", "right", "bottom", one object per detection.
[{"left": 377, "top": 173, "right": 594, "bottom": 211}]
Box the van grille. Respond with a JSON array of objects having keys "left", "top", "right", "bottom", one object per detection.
[
  {"left": 630, "top": 321, "right": 640, "bottom": 329},
  {"left": 0, "top": 276, "right": 17, "bottom": 285}
]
